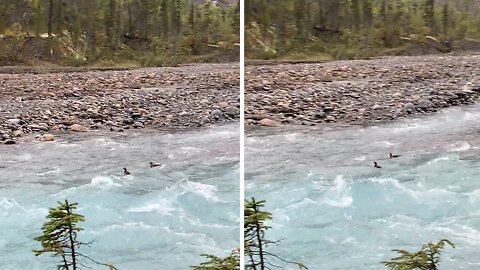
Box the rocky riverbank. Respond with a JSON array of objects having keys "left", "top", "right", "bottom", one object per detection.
[
  {"left": 0, "top": 63, "right": 239, "bottom": 144},
  {"left": 245, "top": 54, "right": 480, "bottom": 128}
]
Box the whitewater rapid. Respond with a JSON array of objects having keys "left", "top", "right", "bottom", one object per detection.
[
  {"left": 246, "top": 105, "right": 480, "bottom": 269},
  {"left": 0, "top": 124, "right": 239, "bottom": 270}
]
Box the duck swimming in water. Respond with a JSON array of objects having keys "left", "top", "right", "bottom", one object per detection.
[
  {"left": 389, "top": 153, "right": 401, "bottom": 158},
  {"left": 149, "top": 162, "right": 161, "bottom": 168},
  {"left": 123, "top": 168, "right": 131, "bottom": 175},
  {"left": 373, "top": 162, "right": 382, "bottom": 168}
]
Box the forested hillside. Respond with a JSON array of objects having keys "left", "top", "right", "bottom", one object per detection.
[
  {"left": 246, "top": 0, "right": 480, "bottom": 60},
  {"left": 0, "top": 0, "right": 239, "bottom": 66}
]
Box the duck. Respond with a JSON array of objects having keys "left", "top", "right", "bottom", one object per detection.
[
  {"left": 149, "top": 162, "right": 161, "bottom": 168},
  {"left": 123, "top": 168, "right": 131, "bottom": 175},
  {"left": 373, "top": 161, "right": 382, "bottom": 168},
  {"left": 389, "top": 153, "right": 401, "bottom": 158}
]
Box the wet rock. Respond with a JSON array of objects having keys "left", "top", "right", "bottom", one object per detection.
[
  {"left": 133, "top": 122, "right": 144, "bottom": 128},
  {"left": 69, "top": 124, "right": 89, "bottom": 132},
  {"left": 393, "top": 110, "right": 404, "bottom": 119},
  {"left": 110, "top": 126, "right": 124, "bottom": 132},
  {"left": 259, "top": 118, "right": 280, "bottom": 127},
  {"left": 323, "top": 106, "right": 335, "bottom": 113},
  {"left": 218, "top": 101, "right": 229, "bottom": 108},
  {"left": 13, "top": 130, "right": 24, "bottom": 137},
  {"left": 403, "top": 102, "right": 416, "bottom": 112},
  {"left": 417, "top": 99, "right": 434, "bottom": 110},
  {"left": 7, "top": 119, "right": 21, "bottom": 125},
  {"left": 131, "top": 112, "right": 142, "bottom": 119},
  {"left": 314, "top": 111, "right": 326, "bottom": 119},
  {"left": 201, "top": 116, "right": 211, "bottom": 125},
  {"left": 3, "top": 139, "right": 16, "bottom": 145},
  {"left": 1, "top": 132, "right": 10, "bottom": 140},
  {"left": 123, "top": 118, "right": 134, "bottom": 125},
  {"left": 325, "top": 116, "right": 336, "bottom": 122},
  {"left": 29, "top": 123, "right": 49, "bottom": 132},
  {"left": 211, "top": 109, "right": 223, "bottom": 119},
  {"left": 41, "top": 134, "right": 55, "bottom": 141}
]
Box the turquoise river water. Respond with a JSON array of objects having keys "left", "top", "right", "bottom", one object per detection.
[
  {"left": 246, "top": 105, "right": 480, "bottom": 269},
  {"left": 0, "top": 124, "right": 239, "bottom": 270}
]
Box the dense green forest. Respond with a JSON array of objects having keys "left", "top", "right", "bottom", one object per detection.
[
  {"left": 0, "top": 0, "right": 239, "bottom": 66},
  {"left": 246, "top": 0, "right": 480, "bottom": 60}
]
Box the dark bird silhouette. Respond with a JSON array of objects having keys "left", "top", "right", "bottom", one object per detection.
[
  {"left": 149, "top": 162, "right": 161, "bottom": 168},
  {"left": 373, "top": 162, "right": 382, "bottom": 168},
  {"left": 123, "top": 168, "right": 131, "bottom": 175},
  {"left": 389, "top": 153, "right": 401, "bottom": 158}
]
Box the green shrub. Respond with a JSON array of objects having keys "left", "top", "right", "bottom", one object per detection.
[{"left": 382, "top": 239, "right": 455, "bottom": 270}]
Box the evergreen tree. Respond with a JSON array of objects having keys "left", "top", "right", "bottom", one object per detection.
[
  {"left": 382, "top": 239, "right": 455, "bottom": 270},
  {"left": 191, "top": 249, "right": 240, "bottom": 270},
  {"left": 245, "top": 0, "right": 480, "bottom": 60},
  {"left": 33, "top": 200, "right": 116, "bottom": 270},
  {"left": 244, "top": 197, "right": 307, "bottom": 270},
  {"left": 424, "top": 0, "right": 435, "bottom": 32},
  {"left": 0, "top": 0, "right": 239, "bottom": 66}
]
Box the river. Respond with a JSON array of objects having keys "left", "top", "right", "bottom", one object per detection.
[
  {"left": 0, "top": 124, "right": 239, "bottom": 270},
  {"left": 246, "top": 105, "right": 480, "bottom": 269}
]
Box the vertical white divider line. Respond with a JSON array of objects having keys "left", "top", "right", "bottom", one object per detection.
[{"left": 239, "top": 0, "right": 245, "bottom": 268}]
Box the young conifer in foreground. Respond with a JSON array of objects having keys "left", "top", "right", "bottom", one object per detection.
[
  {"left": 33, "top": 200, "right": 116, "bottom": 270},
  {"left": 382, "top": 239, "right": 455, "bottom": 270},
  {"left": 191, "top": 248, "right": 240, "bottom": 270},
  {"left": 244, "top": 197, "right": 307, "bottom": 270}
]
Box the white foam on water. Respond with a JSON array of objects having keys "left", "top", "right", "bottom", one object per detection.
[
  {"left": 285, "top": 197, "right": 316, "bottom": 210},
  {"left": 430, "top": 224, "right": 480, "bottom": 246},
  {"left": 14, "top": 153, "right": 32, "bottom": 162},
  {"left": 87, "top": 176, "right": 122, "bottom": 189},
  {"left": 180, "top": 181, "right": 219, "bottom": 202},
  {"left": 428, "top": 156, "right": 451, "bottom": 164},
  {"left": 468, "top": 189, "right": 480, "bottom": 204},
  {"left": 323, "top": 175, "right": 353, "bottom": 207},
  {"left": 245, "top": 182, "right": 256, "bottom": 190},
  {"left": 463, "top": 111, "right": 480, "bottom": 122},
  {"left": 127, "top": 198, "right": 176, "bottom": 216},
  {"left": 0, "top": 198, "right": 21, "bottom": 210},
  {"left": 390, "top": 123, "right": 425, "bottom": 133},
  {"left": 0, "top": 198, "right": 48, "bottom": 218},
  {"left": 284, "top": 133, "right": 299, "bottom": 142},
  {"left": 448, "top": 141, "right": 471, "bottom": 152},
  {"left": 367, "top": 177, "right": 454, "bottom": 201},
  {"left": 58, "top": 143, "right": 80, "bottom": 148},
  {"left": 375, "top": 141, "right": 395, "bottom": 147},
  {"left": 36, "top": 168, "right": 60, "bottom": 176},
  {"left": 52, "top": 179, "right": 66, "bottom": 184},
  {"left": 180, "top": 146, "right": 203, "bottom": 153},
  {"left": 355, "top": 156, "right": 366, "bottom": 161},
  {"left": 341, "top": 237, "right": 357, "bottom": 244},
  {"left": 94, "top": 138, "right": 123, "bottom": 147},
  {"left": 104, "top": 222, "right": 156, "bottom": 231}
]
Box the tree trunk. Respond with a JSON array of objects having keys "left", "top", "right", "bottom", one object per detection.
[
  {"left": 48, "top": 0, "right": 54, "bottom": 38},
  {"left": 253, "top": 203, "right": 265, "bottom": 270},
  {"left": 65, "top": 201, "right": 77, "bottom": 270}
]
